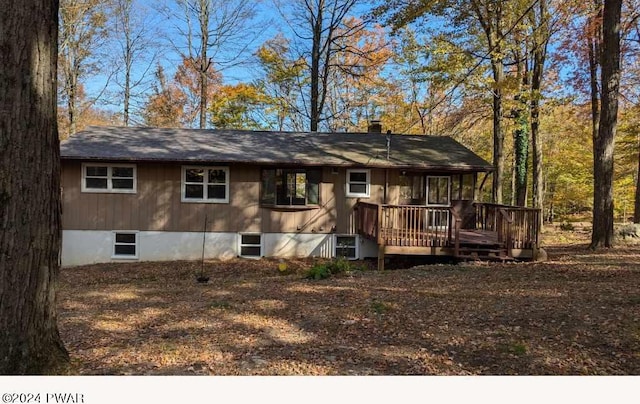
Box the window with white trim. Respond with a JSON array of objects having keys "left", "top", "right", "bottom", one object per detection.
[
  {"left": 239, "top": 234, "right": 262, "bottom": 258},
  {"left": 346, "top": 169, "right": 370, "bottom": 198},
  {"left": 82, "top": 163, "right": 136, "bottom": 193},
  {"left": 112, "top": 232, "right": 138, "bottom": 259},
  {"left": 335, "top": 235, "right": 358, "bottom": 260},
  {"left": 182, "top": 166, "right": 229, "bottom": 203}
]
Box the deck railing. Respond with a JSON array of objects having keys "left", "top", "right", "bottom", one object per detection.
[
  {"left": 356, "top": 203, "right": 450, "bottom": 247},
  {"left": 355, "top": 201, "right": 541, "bottom": 255},
  {"left": 473, "top": 203, "right": 540, "bottom": 250},
  {"left": 380, "top": 205, "right": 450, "bottom": 247},
  {"left": 356, "top": 202, "right": 380, "bottom": 243}
]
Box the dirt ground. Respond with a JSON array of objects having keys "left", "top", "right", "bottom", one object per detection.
[{"left": 57, "top": 228, "right": 640, "bottom": 375}]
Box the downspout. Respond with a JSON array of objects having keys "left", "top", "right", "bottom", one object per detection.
[
  {"left": 385, "top": 130, "right": 391, "bottom": 204},
  {"left": 384, "top": 169, "right": 389, "bottom": 204}
]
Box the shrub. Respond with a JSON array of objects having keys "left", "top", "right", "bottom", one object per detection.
[
  {"left": 305, "top": 258, "right": 363, "bottom": 280},
  {"left": 306, "top": 263, "right": 332, "bottom": 280}
]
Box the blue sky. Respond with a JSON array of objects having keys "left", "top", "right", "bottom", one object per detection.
[{"left": 87, "top": 0, "right": 380, "bottom": 120}]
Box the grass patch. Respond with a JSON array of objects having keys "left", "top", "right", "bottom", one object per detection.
[
  {"left": 370, "top": 300, "right": 392, "bottom": 314},
  {"left": 503, "top": 342, "right": 528, "bottom": 356},
  {"left": 209, "top": 301, "right": 234, "bottom": 310}
]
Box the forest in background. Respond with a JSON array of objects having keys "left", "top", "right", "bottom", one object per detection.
[{"left": 57, "top": 0, "right": 640, "bottom": 224}]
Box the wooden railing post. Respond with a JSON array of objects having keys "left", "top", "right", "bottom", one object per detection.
[
  {"left": 377, "top": 203, "right": 384, "bottom": 271},
  {"left": 450, "top": 208, "right": 462, "bottom": 258},
  {"left": 498, "top": 208, "right": 513, "bottom": 258}
]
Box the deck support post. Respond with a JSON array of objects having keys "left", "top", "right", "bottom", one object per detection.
[{"left": 377, "top": 244, "right": 385, "bottom": 271}]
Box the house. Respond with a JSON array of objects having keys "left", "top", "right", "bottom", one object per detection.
[{"left": 59, "top": 126, "right": 540, "bottom": 268}]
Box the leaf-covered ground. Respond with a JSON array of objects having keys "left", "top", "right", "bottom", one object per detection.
[{"left": 58, "top": 228, "right": 640, "bottom": 375}]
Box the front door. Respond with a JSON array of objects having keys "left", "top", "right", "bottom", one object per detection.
[{"left": 426, "top": 176, "right": 451, "bottom": 229}]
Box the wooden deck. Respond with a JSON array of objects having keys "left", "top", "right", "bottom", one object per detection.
[
  {"left": 458, "top": 229, "right": 499, "bottom": 245},
  {"left": 355, "top": 201, "right": 541, "bottom": 269}
]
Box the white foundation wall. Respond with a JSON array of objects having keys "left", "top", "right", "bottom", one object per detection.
[
  {"left": 139, "top": 231, "right": 237, "bottom": 262},
  {"left": 62, "top": 230, "right": 376, "bottom": 267},
  {"left": 262, "top": 233, "right": 334, "bottom": 258},
  {"left": 263, "top": 233, "right": 378, "bottom": 259},
  {"left": 61, "top": 230, "right": 237, "bottom": 267}
]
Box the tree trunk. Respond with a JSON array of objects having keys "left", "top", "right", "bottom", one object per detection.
[
  {"left": 492, "top": 58, "right": 505, "bottom": 204},
  {"left": 514, "top": 57, "right": 530, "bottom": 207},
  {"left": 123, "top": 1, "right": 132, "bottom": 127},
  {"left": 588, "top": 27, "right": 601, "bottom": 147},
  {"left": 0, "top": 0, "right": 69, "bottom": 374},
  {"left": 591, "top": 0, "right": 622, "bottom": 249},
  {"left": 310, "top": 0, "right": 323, "bottom": 132},
  {"left": 634, "top": 147, "right": 640, "bottom": 223},
  {"left": 198, "top": 0, "right": 209, "bottom": 129},
  {"left": 530, "top": 0, "right": 548, "bottom": 230}
]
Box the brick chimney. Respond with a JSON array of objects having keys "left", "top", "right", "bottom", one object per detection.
[{"left": 367, "top": 120, "right": 382, "bottom": 133}]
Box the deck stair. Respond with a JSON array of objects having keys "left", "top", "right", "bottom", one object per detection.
[{"left": 455, "top": 243, "right": 513, "bottom": 262}]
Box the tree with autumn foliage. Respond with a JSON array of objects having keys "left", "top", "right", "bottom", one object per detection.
[
  {"left": 143, "top": 64, "right": 187, "bottom": 127},
  {"left": 276, "top": 0, "right": 374, "bottom": 132},
  {"left": 255, "top": 35, "right": 307, "bottom": 131},
  {"left": 58, "top": 0, "right": 109, "bottom": 137},
  {"left": 209, "top": 83, "right": 267, "bottom": 129},
  {"left": 324, "top": 18, "right": 392, "bottom": 132},
  {"left": 161, "top": 0, "right": 260, "bottom": 129}
]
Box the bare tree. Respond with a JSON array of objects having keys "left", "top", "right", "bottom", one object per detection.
[
  {"left": 109, "top": 0, "right": 159, "bottom": 126},
  {"left": 0, "top": 0, "right": 69, "bottom": 373},
  {"left": 277, "top": 0, "right": 370, "bottom": 132},
  {"left": 58, "top": 0, "right": 109, "bottom": 136},
  {"left": 162, "top": 0, "right": 261, "bottom": 129}
]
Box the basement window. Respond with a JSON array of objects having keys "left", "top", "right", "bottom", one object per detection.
[
  {"left": 112, "top": 232, "right": 138, "bottom": 259},
  {"left": 335, "top": 235, "right": 358, "bottom": 260},
  {"left": 239, "top": 234, "right": 262, "bottom": 258}
]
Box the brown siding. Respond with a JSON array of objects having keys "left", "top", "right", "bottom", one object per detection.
[{"left": 61, "top": 162, "right": 457, "bottom": 234}]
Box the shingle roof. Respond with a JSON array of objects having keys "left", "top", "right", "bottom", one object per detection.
[{"left": 60, "top": 126, "right": 493, "bottom": 172}]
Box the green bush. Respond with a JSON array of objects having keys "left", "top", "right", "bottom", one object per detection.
[
  {"left": 305, "top": 258, "right": 363, "bottom": 280},
  {"left": 306, "top": 263, "right": 332, "bottom": 280}
]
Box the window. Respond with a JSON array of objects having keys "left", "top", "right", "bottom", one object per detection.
[
  {"left": 261, "top": 168, "right": 321, "bottom": 206},
  {"left": 346, "top": 169, "right": 370, "bottom": 198},
  {"left": 461, "top": 174, "right": 475, "bottom": 200},
  {"left": 239, "top": 234, "right": 262, "bottom": 258},
  {"left": 182, "top": 166, "right": 229, "bottom": 203},
  {"left": 112, "top": 232, "right": 138, "bottom": 259},
  {"left": 426, "top": 176, "right": 450, "bottom": 206},
  {"left": 399, "top": 173, "right": 425, "bottom": 204},
  {"left": 82, "top": 163, "right": 136, "bottom": 193},
  {"left": 335, "top": 235, "right": 358, "bottom": 259},
  {"left": 451, "top": 174, "right": 476, "bottom": 201}
]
